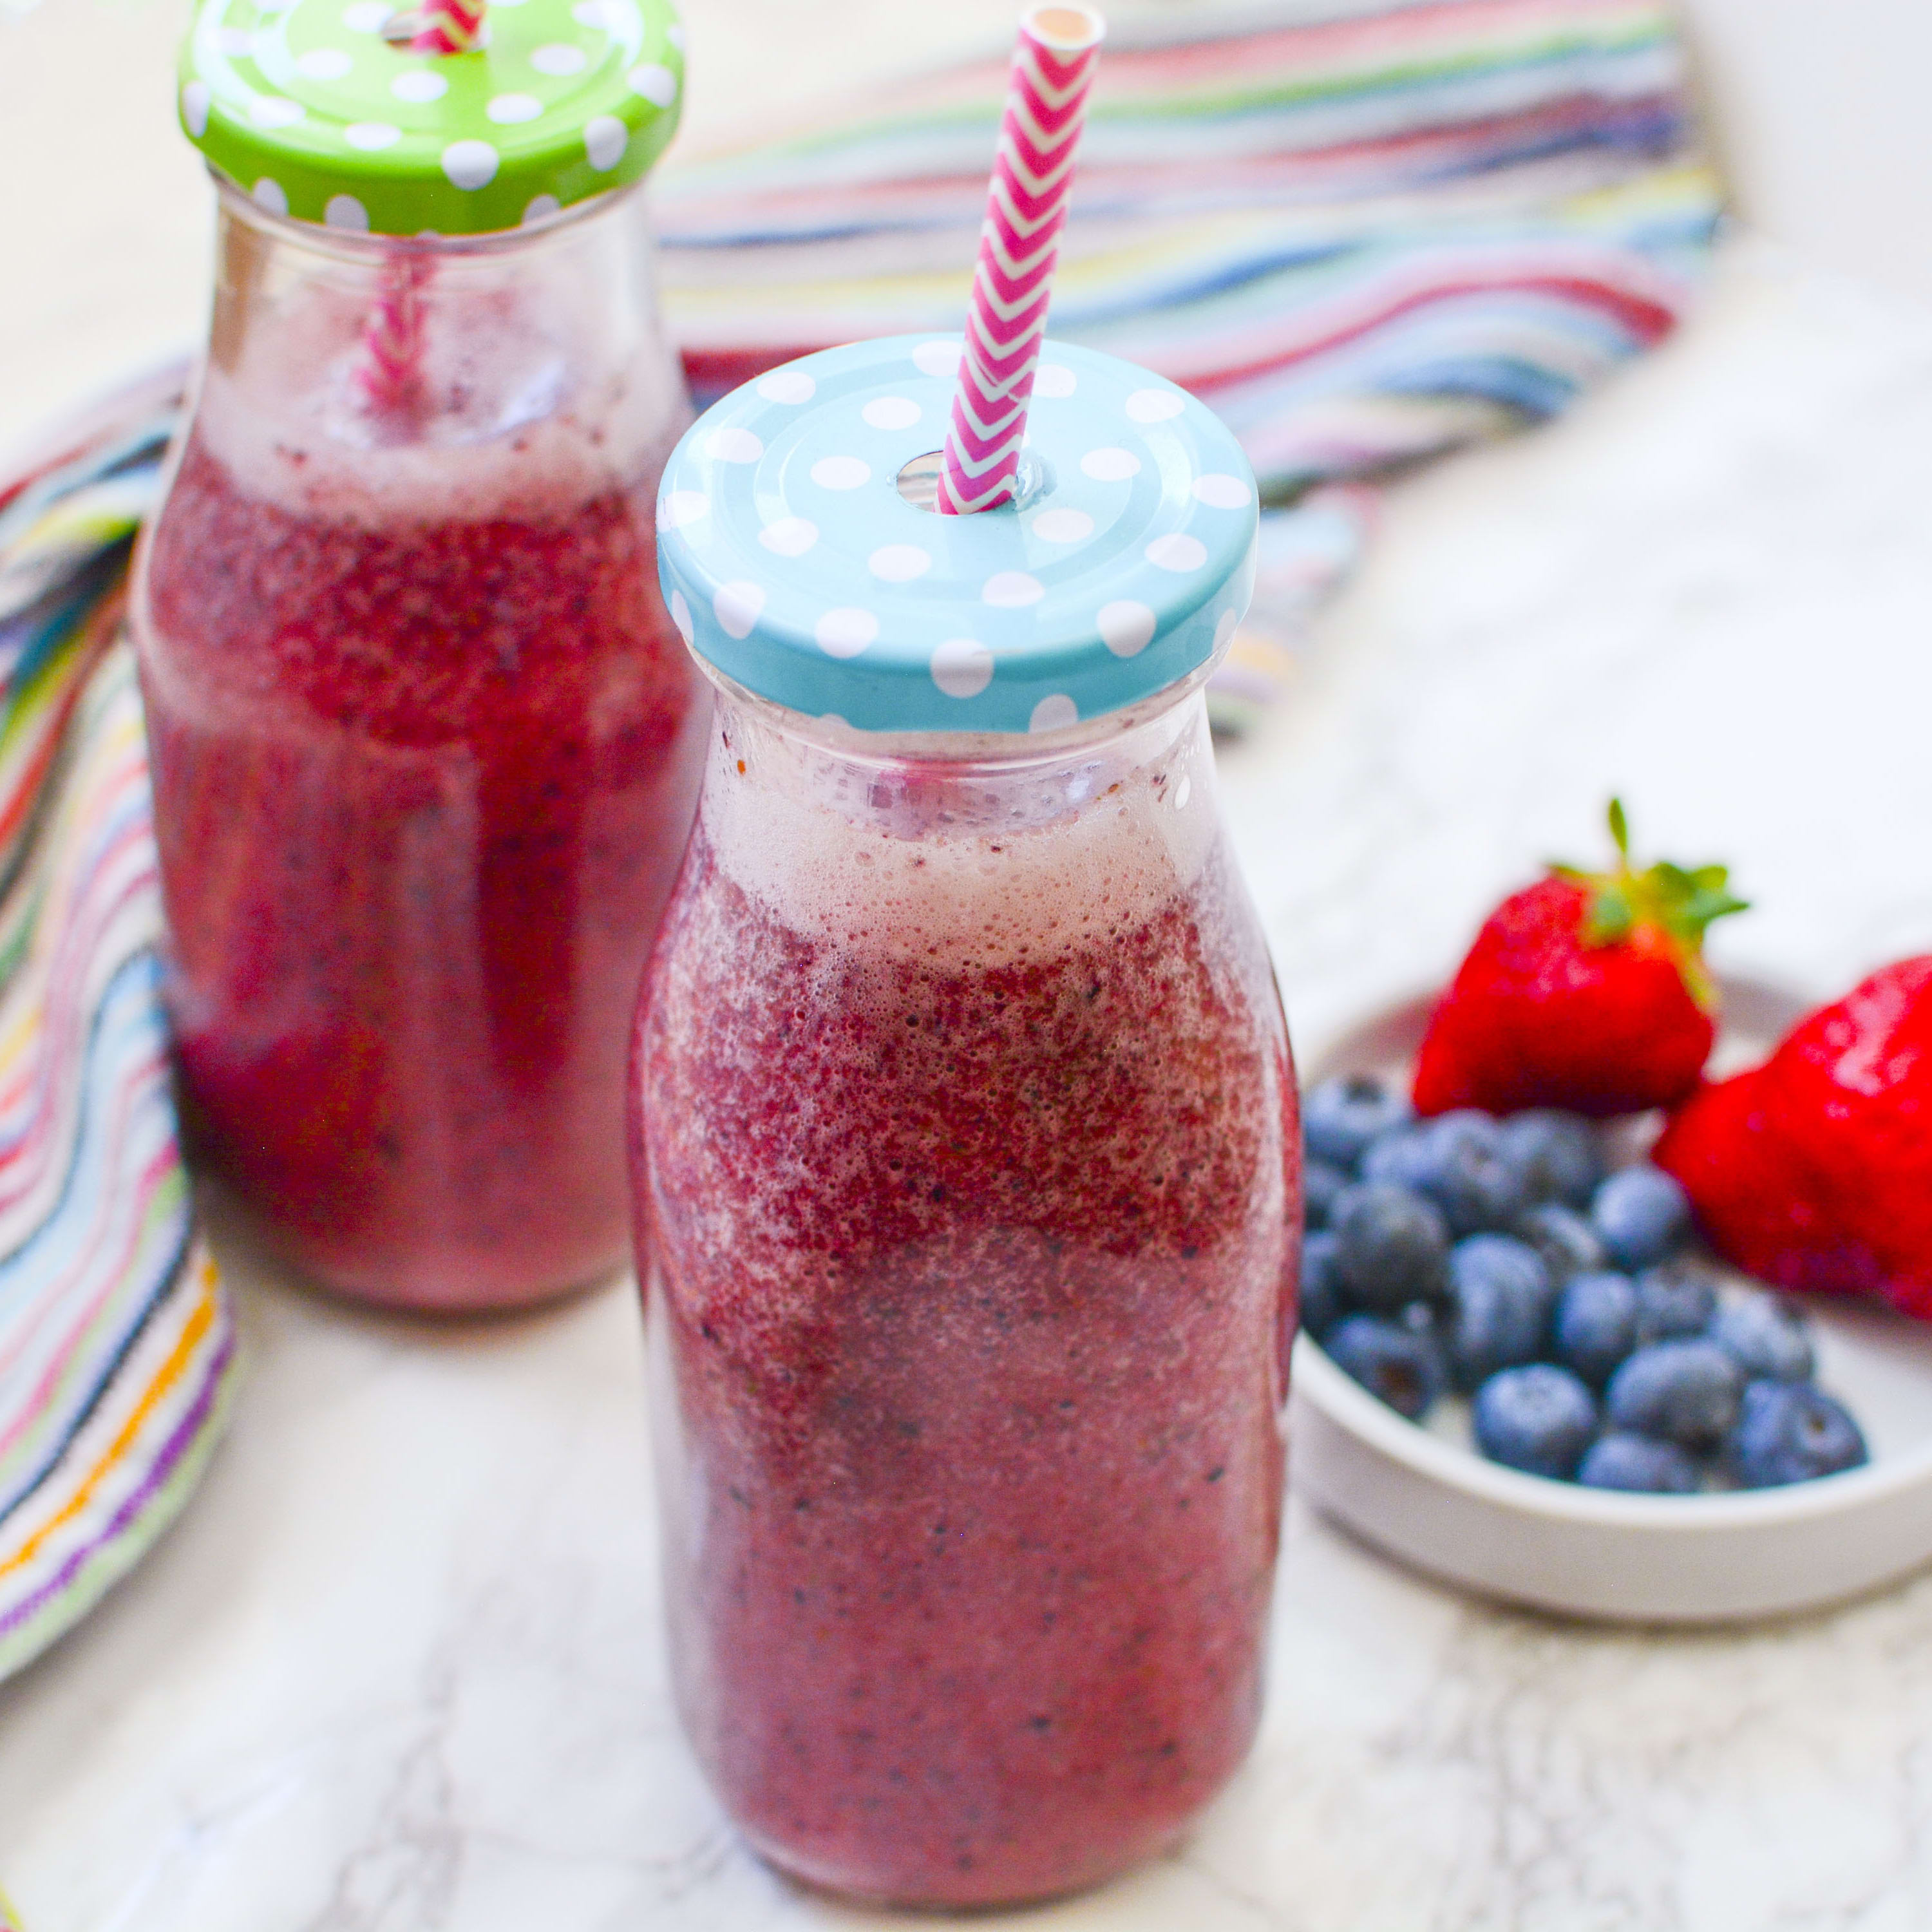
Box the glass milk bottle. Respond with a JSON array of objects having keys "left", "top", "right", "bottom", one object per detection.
[
  {"left": 635, "top": 337, "right": 1300, "bottom": 1906},
  {"left": 132, "top": 0, "right": 703, "bottom": 1309}
]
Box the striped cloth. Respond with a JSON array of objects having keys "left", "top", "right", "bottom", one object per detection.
[
  {"left": 0, "top": 375, "right": 236, "bottom": 1690},
  {"left": 656, "top": 0, "right": 1720, "bottom": 724},
  {"left": 0, "top": 0, "right": 1713, "bottom": 1743}
]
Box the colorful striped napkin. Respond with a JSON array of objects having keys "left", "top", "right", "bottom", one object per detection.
[
  {"left": 0, "top": 0, "right": 1716, "bottom": 1743},
  {"left": 0, "top": 377, "right": 236, "bottom": 1690},
  {"left": 656, "top": 0, "right": 1720, "bottom": 724}
]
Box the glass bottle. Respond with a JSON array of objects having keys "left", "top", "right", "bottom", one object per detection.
[
  {"left": 635, "top": 336, "right": 1300, "bottom": 1905},
  {"left": 134, "top": 0, "right": 701, "bottom": 1309}
]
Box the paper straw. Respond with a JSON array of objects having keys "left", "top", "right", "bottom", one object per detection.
[
  {"left": 355, "top": 249, "right": 435, "bottom": 419},
  {"left": 412, "top": 0, "right": 486, "bottom": 54},
  {"left": 936, "top": 5, "right": 1104, "bottom": 516}
]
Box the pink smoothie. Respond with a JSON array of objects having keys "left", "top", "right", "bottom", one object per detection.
[
  {"left": 633, "top": 716, "right": 1298, "bottom": 1904},
  {"left": 139, "top": 421, "right": 705, "bottom": 1307}
]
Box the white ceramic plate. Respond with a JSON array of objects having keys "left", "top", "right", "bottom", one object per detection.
[{"left": 1286, "top": 980, "right": 1932, "bottom": 1624}]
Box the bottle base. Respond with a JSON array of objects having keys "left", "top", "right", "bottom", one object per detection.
[
  {"left": 199, "top": 1175, "right": 631, "bottom": 1316},
  {"left": 728, "top": 1806, "right": 1198, "bottom": 1912}
]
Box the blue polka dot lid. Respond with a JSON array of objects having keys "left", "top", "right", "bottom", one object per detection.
[{"left": 655, "top": 336, "right": 1259, "bottom": 736}]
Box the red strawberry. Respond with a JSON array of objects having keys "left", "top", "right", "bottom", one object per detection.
[
  {"left": 1412, "top": 800, "right": 1746, "bottom": 1119},
  {"left": 1657, "top": 958, "right": 1932, "bottom": 1320}
]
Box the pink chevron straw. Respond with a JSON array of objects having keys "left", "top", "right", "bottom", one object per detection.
[
  {"left": 412, "top": 0, "right": 486, "bottom": 54},
  {"left": 353, "top": 1, "right": 485, "bottom": 417},
  {"left": 936, "top": 5, "right": 1105, "bottom": 516}
]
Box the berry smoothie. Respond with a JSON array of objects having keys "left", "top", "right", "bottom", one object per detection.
[
  {"left": 634, "top": 700, "right": 1298, "bottom": 1904},
  {"left": 140, "top": 384, "right": 705, "bottom": 1306}
]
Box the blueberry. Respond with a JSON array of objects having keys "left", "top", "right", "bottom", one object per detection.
[
  {"left": 1472, "top": 1365, "right": 1598, "bottom": 1479},
  {"left": 1553, "top": 1270, "right": 1641, "bottom": 1388},
  {"left": 1359, "top": 1122, "right": 1435, "bottom": 1192},
  {"left": 1298, "top": 1231, "right": 1347, "bottom": 1342},
  {"left": 1324, "top": 1314, "right": 1446, "bottom": 1421},
  {"left": 1511, "top": 1202, "right": 1610, "bottom": 1286},
  {"left": 1303, "top": 1159, "right": 1349, "bottom": 1233},
  {"left": 1330, "top": 1181, "right": 1451, "bottom": 1314},
  {"left": 1303, "top": 1075, "right": 1412, "bottom": 1171},
  {"left": 1366, "top": 1111, "right": 1526, "bottom": 1237},
  {"left": 1727, "top": 1380, "right": 1868, "bottom": 1488},
  {"left": 1578, "top": 1432, "right": 1701, "bottom": 1493},
  {"left": 1709, "top": 1293, "right": 1815, "bottom": 1383},
  {"left": 1604, "top": 1339, "right": 1744, "bottom": 1450},
  {"left": 1497, "top": 1110, "right": 1602, "bottom": 1209},
  {"left": 1633, "top": 1261, "right": 1719, "bottom": 1345},
  {"left": 1444, "top": 1234, "right": 1554, "bottom": 1392},
  {"left": 1591, "top": 1165, "right": 1692, "bottom": 1270}
]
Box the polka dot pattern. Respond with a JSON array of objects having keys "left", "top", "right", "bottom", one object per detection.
[
  {"left": 811, "top": 456, "right": 870, "bottom": 491},
  {"left": 714, "top": 582, "right": 766, "bottom": 639},
  {"left": 757, "top": 370, "right": 815, "bottom": 404},
  {"left": 654, "top": 337, "right": 1258, "bottom": 735},
  {"left": 815, "top": 608, "right": 878, "bottom": 658},
  {"left": 251, "top": 176, "right": 290, "bottom": 214},
  {"left": 931, "top": 638, "right": 994, "bottom": 698},
  {"left": 1097, "top": 601, "right": 1157, "bottom": 658},
  {"left": 1030, "top": 507, "right": 1093, "bottom": 544},
  {"left": 1033, "top": 364, "right": 1077, "bottom": 398},
  {"left": 178, "top": 0, "right": 685, "bottom": 239},
  {"left": 298, "top": 48, "right": 354, "bottom": 80},
  {"left": 1126, "top": 388, "right": 1186, "bottom": 423},
  {"left": 983, "top": 572, "right": 1044, "bottom": 608},
  {"left": 1146, "top": 533, "right": 1208, "bottom": 573},
  {"left": 759, "top": 517, "right": 818, "bottom": 557},
  {"left": 584, "top": 115, "right": 628, "bottom": 169},
  {"left": 629, "top": 63, "right": 678, "bottom": 106},
  {"left": 862, "top": 396, "right": 921, "bottom": 431},
  {"left": 658, "top": 489, "right": 709, "bottom": 529},
  {"left": 1193, "top": 473, "right": 1253, "bottom": 509},
  {"left": 1081, "top": 448, "right": 1139, "bottom": 482},
  {"left": 869, "top": 544, "right": 931, "bottom": 583},
  {"left": 442, "top": 140, "right": 498, "bottom": 190},
  {"left": 324, "top": 193, "right": 370, "bottom": 230},
  {"left": 392, "top": 70, "right": 449, "bottom": 103},
  {"left": 522, "top": 193, "right": 562, "bottom": 224}
]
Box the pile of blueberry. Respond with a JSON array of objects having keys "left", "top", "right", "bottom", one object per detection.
[{"left": 1300, "top": 1075, "right": 1870, "bottom": 1492}]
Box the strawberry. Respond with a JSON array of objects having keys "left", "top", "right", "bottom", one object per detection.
[
  {"left": 1656, "top": 957, "right": 1932, "bottom": 1320},
  {"left": 1412, "top": 800, "right": 1747, "bottom": 1119}
]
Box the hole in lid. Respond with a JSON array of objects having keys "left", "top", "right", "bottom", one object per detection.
[
  {"left": 895, "top": 448, "right": 1057, "bottom": 515},
  {"left": 383, "top": 9, "right": 422, "bottom": 42}
]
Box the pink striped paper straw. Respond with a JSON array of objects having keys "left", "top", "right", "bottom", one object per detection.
[
  {"left": 412, "top": 0, "right": 486, "bottom": 54},
  {"left": 355, "top": 249, "right": 435, "bottom": 419},
  {"left": 936, "top": 5, "right": 1105, "bottom": 516},
  {"left": 352, "top": 1, "right": 484, "bottom": 416}
]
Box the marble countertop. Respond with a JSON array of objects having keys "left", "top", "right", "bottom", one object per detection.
[{"left": 8, "top": 3, "right": 1932, "bottom": 1923}]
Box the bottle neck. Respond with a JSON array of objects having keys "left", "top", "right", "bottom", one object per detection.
[
  {"left": 198, "top": 176, "right": 685, "bottom": 475},
  {"left": 703, "top": 665, "right": 1217, "bottom": 846}
]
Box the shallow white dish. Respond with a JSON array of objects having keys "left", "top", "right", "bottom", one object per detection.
[{"left": 1286, "top": 980, "right": 1932, "bottom": 1624}]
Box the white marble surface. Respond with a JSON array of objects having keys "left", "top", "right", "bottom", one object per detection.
[{"left": 10, "top": 1, "right": 1932, "bottom": 1921}]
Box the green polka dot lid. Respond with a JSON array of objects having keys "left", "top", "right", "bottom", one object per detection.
[
  {"left": 178, "top": 0, "right": 683, "bottom": 236},
  {"left": 656, "top": 337, "right": 1259, "bottom": 735}
]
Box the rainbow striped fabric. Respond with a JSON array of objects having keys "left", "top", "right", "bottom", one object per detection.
[
  {"left": 0, "top": 0, "right": 1713, "bottom": 1749},
  {"left": 0, "top": 379, "right": 237, "bottom": 1690},
  {"left": 655, "top": 0, "right": 1719, "bottom": 724}
]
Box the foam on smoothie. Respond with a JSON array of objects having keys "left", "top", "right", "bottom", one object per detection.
[{"left": 696, "top": 708, "right": 1220, "bottom": 967}]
